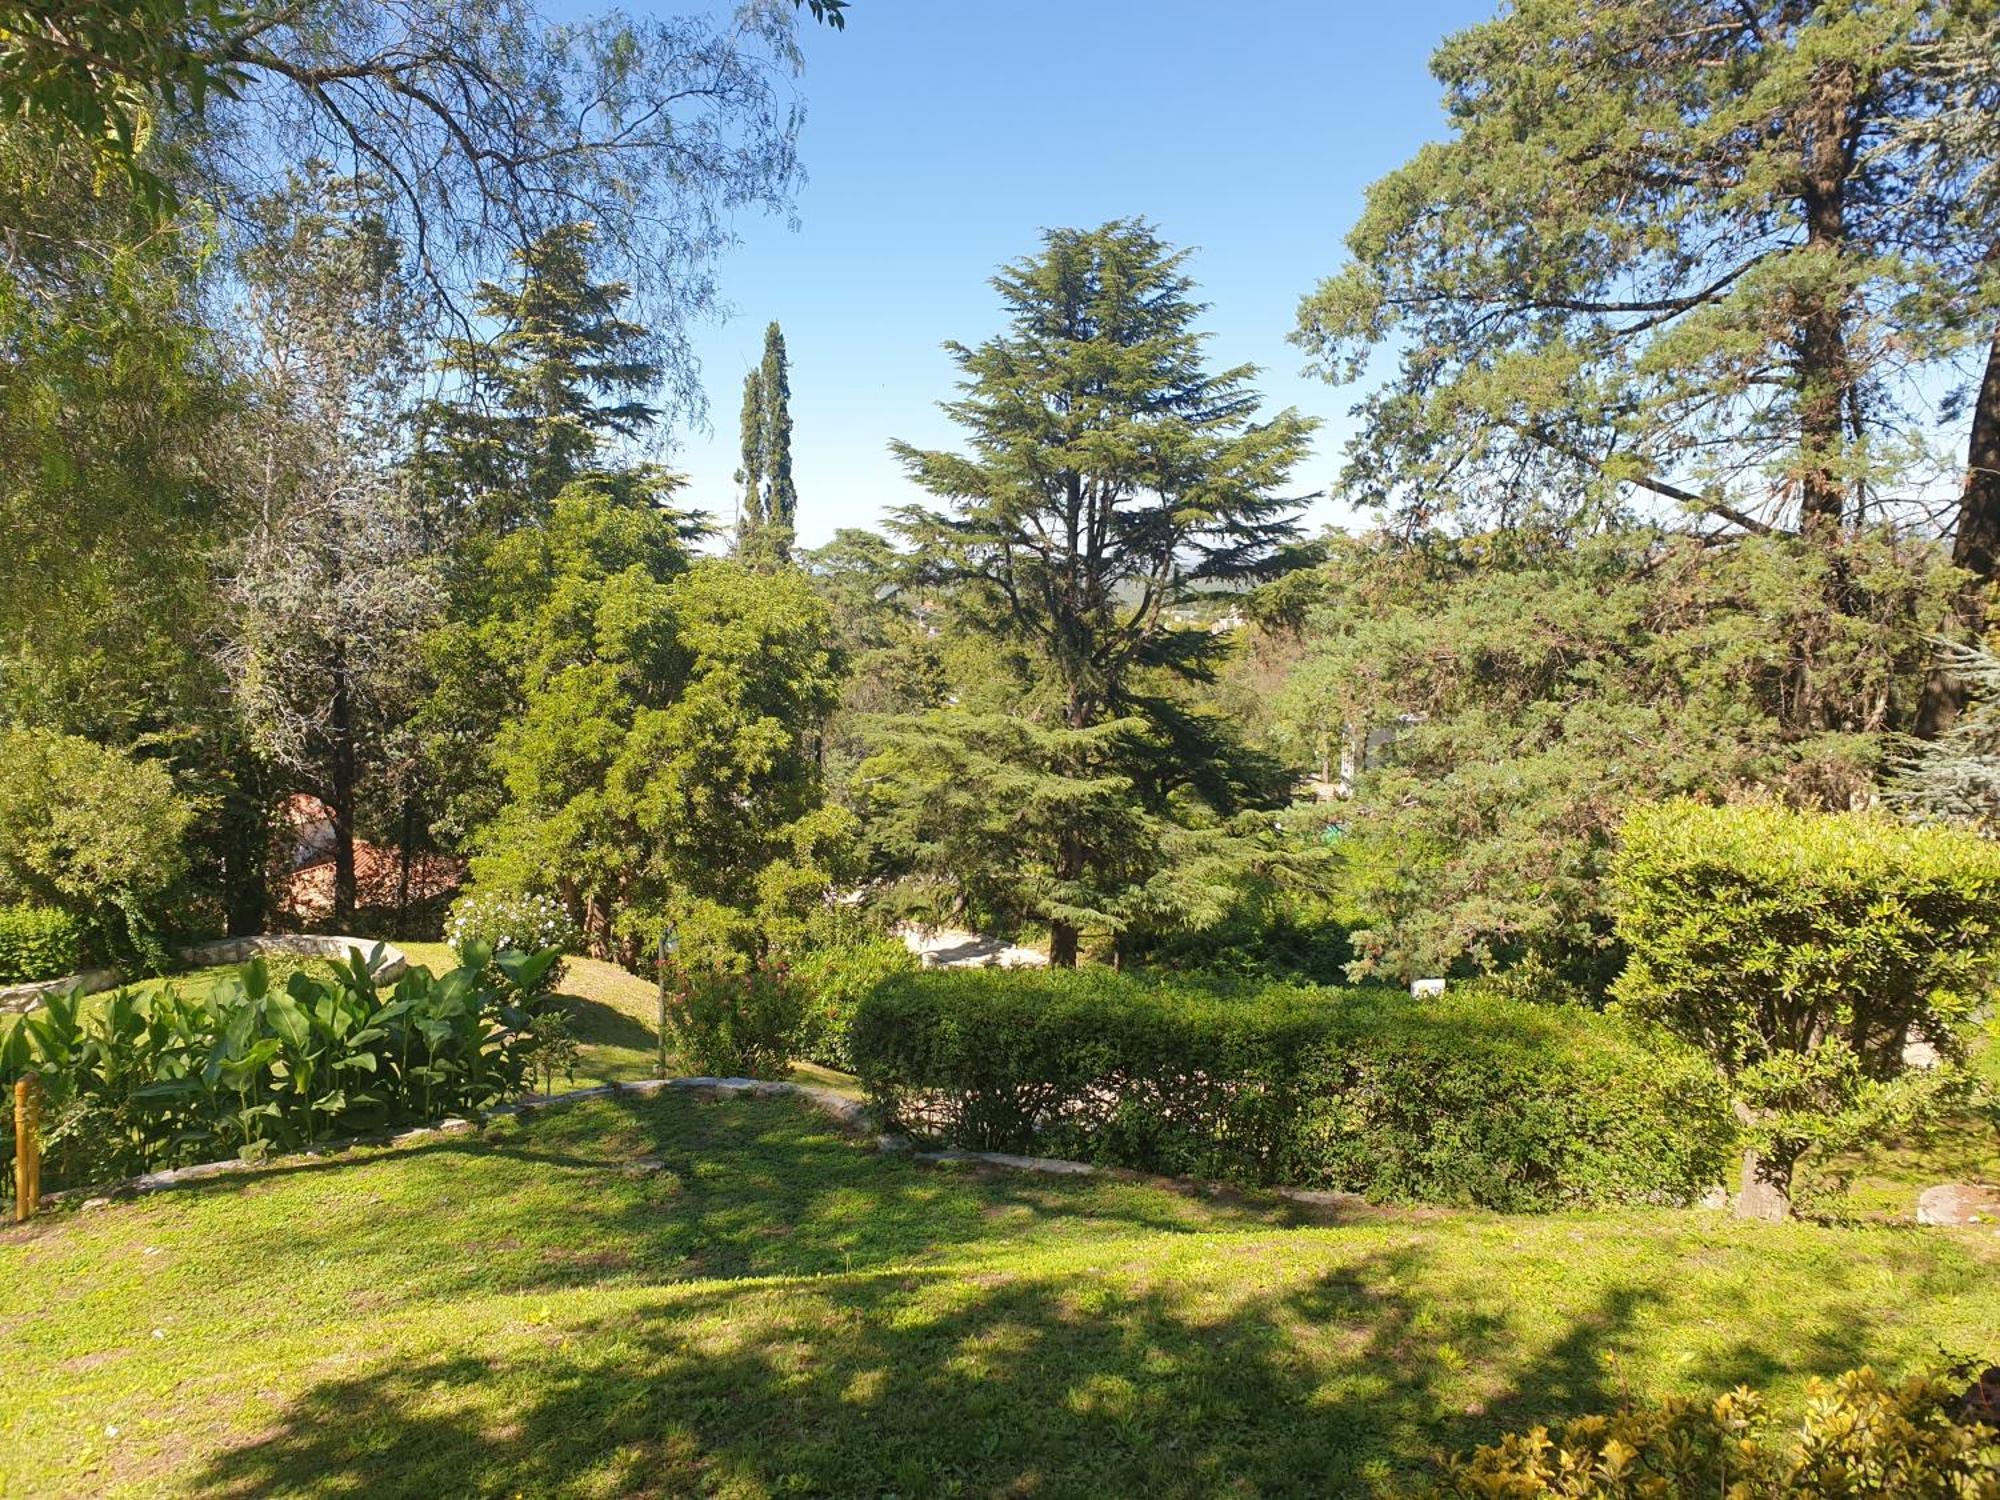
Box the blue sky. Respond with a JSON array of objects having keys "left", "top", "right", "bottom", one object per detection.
[{"left": 661, "top": 0, "right": 1493, "bottom": 546}]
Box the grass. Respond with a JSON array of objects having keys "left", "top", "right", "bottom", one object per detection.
[
  {"left": 3, "top": 1088, "right": 1997, "bottom": 1498},
  {"left": 396, "top": 940, "right": 863, "bottom": 1098}
]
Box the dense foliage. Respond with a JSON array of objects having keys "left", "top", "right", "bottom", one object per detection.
[
  {"left": 783, "top": 913, "right": 917, "bottom": 1073},
  {"left": 1433, "top": 1367, "right": 2000, "bottom": 1499},
  {"left": 0, "top": 945, "right": 558, "bottom": 1197},
  {"left": 661, "top": 959, "right": 804, "bottom": 1079},
  {"left": 1254, "top": 526, "right": 1958, "bottom": 989},
  {"left": 0, "top": 905, "right": 85, "bottom": 986},
  {"left": 0, "top": 728, "right": 199, "bottom": 969},
  {"left": 853, "top": 968, "right": 1731, "bottom": 1210},
  {"left": 1610, "top": 799, "right": 2000, "bottom": 1215}
]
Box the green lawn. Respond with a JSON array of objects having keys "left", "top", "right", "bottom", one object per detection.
[{"left": 3, "top": 1088, "right": 1996, "bottom": 1498}]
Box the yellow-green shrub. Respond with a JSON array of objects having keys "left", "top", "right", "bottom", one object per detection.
[
  {"left": 1610, "top": 801, "right": 2000, "bottom": 1211},
  {"left": 1432, "top": 1366, "right": 2000, "bottom": 1498},
  {"left": 0, "top": 903, "right": 84, "bottom": 984}
]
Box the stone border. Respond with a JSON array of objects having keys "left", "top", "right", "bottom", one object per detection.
[
  {"left": 34, "top": 1073, "right": 1388, "bottom": 1219},
  {"left": 0, "top": 934, "right": 409, "bottom": 1014},
  {"left": 42, "top": 1077, "right": 882, "bottom": 1208}
]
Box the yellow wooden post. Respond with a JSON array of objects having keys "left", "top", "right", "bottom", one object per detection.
[{"left": 13, "top": 1072, "right": 39, "bottom": 1223}]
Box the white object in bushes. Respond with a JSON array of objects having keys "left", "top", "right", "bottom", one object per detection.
[{"left": 1410, "top": 977, "right": 1446, "bottom": 999}]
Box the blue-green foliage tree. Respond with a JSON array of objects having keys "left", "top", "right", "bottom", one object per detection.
[{"left": 877, "top": 220, "right": 1323, "bottom": 965}]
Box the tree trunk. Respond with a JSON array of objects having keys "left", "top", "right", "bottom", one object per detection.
[
  {"left": 1731, "top": 1101, "right": 1792, "bottom": 1222},
  {"left": 395, "top": 794, "right": 416, "bottom": 926},
  {"left": 329, "top": 655, "right": 359, "bottom": 926},
  {"left": 1915, "top": 320, "right": 2000, "bottom": 737},
  {"left": 1794, "top": 62, "right": 1858, "bottom": 533},
  {"left": 1954, "top": 325, "right": 2000, "bottom": 584}
]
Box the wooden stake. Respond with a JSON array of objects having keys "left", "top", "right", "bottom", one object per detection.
[{"left": 13, "top": 1072, "right": 39, "bottom": 1223}]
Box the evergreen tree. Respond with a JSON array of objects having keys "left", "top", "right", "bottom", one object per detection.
[
  {"left": 877, "top": 221, "right": 1319, "bottom": 965},
  {"left": 462, "top": 486, "right": 848, "bottom": 963},
  {"left": 416, "top": 221, "right": 662, "bottom": 544},
  {"left": 1890, "top": 639, "right": 2000, "bottom": 832},
  {"left": 1295, "top": 0, "right": 2000, "bottom": 549},
  {"left": 734, "top": 320, "right": 798, "bottom": 567}
]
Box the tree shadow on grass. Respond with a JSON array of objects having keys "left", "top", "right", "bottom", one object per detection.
[
  {"left": 205, "top": 1218, "right": 1908, "bottom": 1498},
  {"left": 558, "top": 992, "right": 658, "bottom": 1056},
  {"left": 191, "top": 1247, "right": 1538, "bottom": 1499}
]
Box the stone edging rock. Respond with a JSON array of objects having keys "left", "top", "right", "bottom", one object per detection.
[{"left": 0, "top": 934, "right": 409, "bottom": 1014}]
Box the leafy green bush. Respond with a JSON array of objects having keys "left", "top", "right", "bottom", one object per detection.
[
  {"left": 851, "top": 969, "right": 1731, "bottom": 1209},
  {"left": 0, "top": 904, "right": 84, "bottom": 984},
  {"left": 663, "top": 959, "right": 803, "bottom": 1078},
  {"left": 1610, "top": 800, "right": 2000, "bottom": 1216},
  {"left": 0, "top": 943, "right": 558, "bottom": 1197},
  {"left": 1430, "top": 1366, "right": 2000, "bottom": 1497},
  {"left": 785, "top": 915, "right": 917, "bottom": 1071},
  {"left": 0, "top": 728, "right": 198, "bottom": 970}
]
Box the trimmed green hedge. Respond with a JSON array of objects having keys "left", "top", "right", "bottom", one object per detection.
[
  {"left": 852, "top": 969, "right": 1733, "bottom": 1210},
  {"left": 0, "top": 903, "right": 85, "bottom": 985}
]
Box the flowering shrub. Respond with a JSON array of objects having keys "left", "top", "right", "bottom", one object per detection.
[
  {"left": 447, "top": 890, "right": 577, "bottom": 997},
  {"left": 663, "top": 959, "right": 803, "bottom": 1078}
]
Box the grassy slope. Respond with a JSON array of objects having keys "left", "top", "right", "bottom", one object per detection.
[
  {"left": 3, "top": 1090, "right": 1996, "bottom": 1499},
  {"left": 394, "top": 942, "right": 860, "bottom": 1097}
]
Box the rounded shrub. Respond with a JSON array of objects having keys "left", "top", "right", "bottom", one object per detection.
[
  {"left": 851, "top": 968, "right": 1732, "bottom": 1210},
  {"left": 0, "top": 904, "right": 85, "bottom": 985},
  {"left": 785, "top": 917, "right": 917, "bottom": 1072}
]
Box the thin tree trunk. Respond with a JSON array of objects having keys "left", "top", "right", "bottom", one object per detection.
[
  {"left": 395, "top": 794, "right": 416, "bottom": 926},
  {"left": 329, "top": 654, "right": 359, "bottom": 926},
  {"left": 1732, "top": 1102, "right": 1792, "bottom": 1222},
  {"left": 1916, "top": 320, "right": 2000, "bottom": 737},
  {"left": 1794, "top": 61, "right": 1858, "bottom": 533}
]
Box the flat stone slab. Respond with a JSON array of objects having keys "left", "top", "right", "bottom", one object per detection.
[
  {"left": 1917, "top": 1182, "right": 2000, "bottom": 1226},
  {"left": 1, "top": 934, "right": 408, "bottom": 1013},
  {"left": 915, "top": 1148, "right": 1097, "bottom": 1176}
]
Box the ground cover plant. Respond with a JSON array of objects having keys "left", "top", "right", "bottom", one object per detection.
[
  {"left": 0, "top": 946, "right": 557, "bottom": 1198},
  {"left": 853, "top": 968, "right": 1734, "bottom": 1209},
  {"left": 1, "top": 1087, "right": 1994, "bottom": 1498}
]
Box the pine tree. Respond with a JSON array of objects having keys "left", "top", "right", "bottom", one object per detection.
[
  {"left": 416, "top": 221, "right": 661, "bottom": 544},
  {"left": 1296, "top": 0, "right": 2000, "bottom": 548},
  {"left": 878, "top": 221, "right": 1319, "bottom": 965},
  {"left": 734, "top": 320, "right": 798, "bottom": 567}
]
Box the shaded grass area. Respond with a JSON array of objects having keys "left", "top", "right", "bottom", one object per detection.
[
  {"left": 1823, "top": 1016, "right": 2000, "bottom": 1221},
  {"left": 3, "top": 1090, "right": 1995, "bottom": 1498}
]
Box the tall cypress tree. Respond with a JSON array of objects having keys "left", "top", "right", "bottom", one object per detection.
[{"left": 734, "top": 320, "right": 797, "bottom": 567}]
